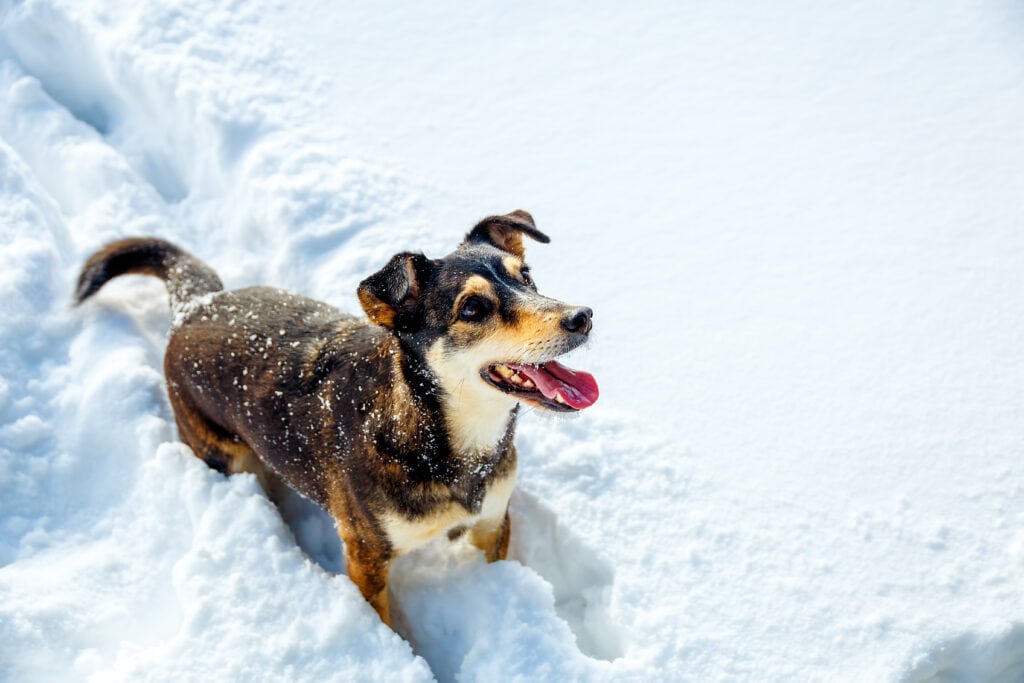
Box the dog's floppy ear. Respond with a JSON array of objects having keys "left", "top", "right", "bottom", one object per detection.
[
  {"left": 358, "top": 252, "right": 433, "bottom": 330},
  {"left": 464, "top": 209, "right": 550, "bottom": 257}
]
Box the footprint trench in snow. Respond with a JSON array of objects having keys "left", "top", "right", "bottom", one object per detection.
[{"left": 0, "top": 2, "right": 624, "bottom": 679}]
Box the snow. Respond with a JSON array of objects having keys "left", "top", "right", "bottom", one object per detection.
[{"left": 1, "top": 0, "right": 1024, "bottom": 681}]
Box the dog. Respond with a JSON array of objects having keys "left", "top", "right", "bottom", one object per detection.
[{"left": 74, "top": 210, "right": 598, "bottom": 625}]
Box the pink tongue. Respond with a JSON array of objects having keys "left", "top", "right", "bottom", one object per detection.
[{"left": 509, "top": 361, "right": 599, "bottom": 409}]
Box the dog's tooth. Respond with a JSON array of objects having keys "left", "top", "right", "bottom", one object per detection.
[
  {"left": 510, "top": 373, "right": 523, "bottom": 384},
  {"left": 495, "top": 364, "right": 513, "bottom": 378},
  {"left": 555, "top": 394, "right": 566, "bottom": 404},
  {"left": 522, "top": 378, "right": 535, "bottom": 389}
]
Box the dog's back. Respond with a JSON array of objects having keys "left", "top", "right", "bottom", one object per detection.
[{"left": 164, "top": 285, "right": 395, "bottom": 506}]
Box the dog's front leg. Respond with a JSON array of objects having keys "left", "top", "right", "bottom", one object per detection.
[
  {"left": 341, "top": 535, "right": 393, "bottom": 626},
  {"left": 469, "top": 508, "right": 511, "bottom": 563}
]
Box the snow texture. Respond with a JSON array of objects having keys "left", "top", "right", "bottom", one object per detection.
[{"left": 1, "top": 0, "right": 1024, "bottom": 681}]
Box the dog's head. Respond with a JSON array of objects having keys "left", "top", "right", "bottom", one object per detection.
[{"left": 358, "top": 210, "right": 598, "bottom": 437}]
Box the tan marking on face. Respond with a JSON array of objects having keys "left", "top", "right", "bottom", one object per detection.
[
  {"left": 428, "top": 285, "right": 586, "bottom": 451},
  {"left": 455, "top": 275, "right": 497, "bottom": 311},
  {"left": 504, "top": 298, "right": 563, "bottom": 343},
  {"left": 381, "top": 470, "right": 516, "bottom": 556},
  {"left": 502, "top": 255, "right": 524, "bottom": 282},
  {"left": 462, "top": 290, "right": 571, "bottom": 360}
]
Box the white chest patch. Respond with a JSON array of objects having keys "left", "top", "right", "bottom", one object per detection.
[
  {"left": 382, "top": 470, "right": 517, "bottom": 556},
  {"left": 424, "top": 340, "right": 518, "bottom": 454}
]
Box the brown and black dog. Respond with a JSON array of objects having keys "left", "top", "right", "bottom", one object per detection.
[{"left": 74, "top": 210, "right": 598, "bottom": 625}]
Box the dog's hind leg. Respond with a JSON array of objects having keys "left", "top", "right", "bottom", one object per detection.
[
  {"left": 226, "top": 447, "right": 287, "bottom": 502},
  {"left": 167, "top": 384, "right": 284, "bottom": 500}
]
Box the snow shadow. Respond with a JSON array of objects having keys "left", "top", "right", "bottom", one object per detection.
[
  {"left": 902, "top": 623, "right": 1024, "bottom": 683},
  {"left": 276, "top": 485, "right": 345, "bottom": 574},
  {"left": 508, "top": 488, "right": 626, "bottom": 661},
  {"left": 0, "top": 3, "right": 117, "bottom": 137},
  {"left": 0, "top": 4, "right": 192, "bottom": 204}
]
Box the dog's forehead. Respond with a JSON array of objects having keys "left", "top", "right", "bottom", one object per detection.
[{"left": 437, "top": 244, "right": 520, "bottom": 282}]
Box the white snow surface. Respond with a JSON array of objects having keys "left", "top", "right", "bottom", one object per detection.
[{"left": 1, "top": 1, "right": 1024, "bottom": 681}]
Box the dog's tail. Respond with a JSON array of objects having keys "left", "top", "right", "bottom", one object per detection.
[{"left": 74, "top": 237, "right": 223, "bottom": 311}]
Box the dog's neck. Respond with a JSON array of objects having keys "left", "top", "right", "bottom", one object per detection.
[
  {"left": 362, "top": 334, "right": 515, "bottom": 464},
  {"left": 442, "top": 382, "right": 518, "bottom": 456},
  {"left": 366, "top": 339, "right": 514, "bottom": 458},
  {"left": 412, "top": 340, "right": 517, "bottom": 456},
  {"left": 341, "top": 334, "right": 517, "bottom": 465}
]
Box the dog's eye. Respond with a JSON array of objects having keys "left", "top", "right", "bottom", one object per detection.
[
  {"left": 521, "top": 268, "right": 534, "bottom": 287},
  {"left": 459, "top": 296, "right": 490, "bottom": 322}
]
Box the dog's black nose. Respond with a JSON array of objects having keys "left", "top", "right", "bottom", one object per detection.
[{"left": 561, "top": 307, "right": 593, "bottom": 335}]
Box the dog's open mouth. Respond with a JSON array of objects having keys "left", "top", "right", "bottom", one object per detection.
[{"left": 482, "top": 361, "right": 599, "bottom": 412}]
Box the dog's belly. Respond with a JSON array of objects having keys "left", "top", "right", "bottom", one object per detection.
[{"left": 382, "top": 470, "right": 516, "bottom": 554}]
